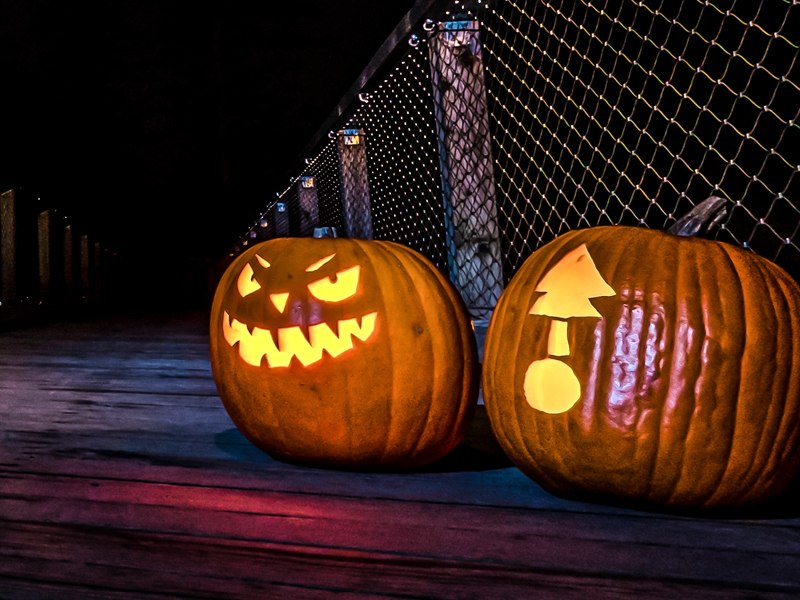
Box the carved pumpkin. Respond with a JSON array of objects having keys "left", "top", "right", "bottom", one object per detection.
[
  {"left": 210, "top": 237, "right": 478, "bottom": 470},
  {"left": 482, "top": 226, "right": 800, "bottom": 510}
]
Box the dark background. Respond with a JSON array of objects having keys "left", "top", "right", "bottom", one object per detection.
[{"left": 0, "top": 1, "right": 415, "bottom": 307}]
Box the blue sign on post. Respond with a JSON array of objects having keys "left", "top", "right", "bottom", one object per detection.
[
  {"left": 342, "top": 128, "right": 363, "bottom": 146},
  {"left": 443, "top": 20, "right": 474, "bottom": 31}
]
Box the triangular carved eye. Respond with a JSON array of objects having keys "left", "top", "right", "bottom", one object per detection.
[
  {"left": 237, "top": 255, "right": 271, "bottom": 298},
  {"left": 305, "top": 253, "right": 335, "bottom": 272},
  {"left": 237, "top": 263, "right": 261, "bottom": 297},
  {"left": 307, "top": 266, "right": 360, "bottom": 302}
]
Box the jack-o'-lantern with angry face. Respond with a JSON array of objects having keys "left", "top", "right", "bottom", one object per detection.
[{"left": 209, "top": 237, "right": 479, "bottom": 470}]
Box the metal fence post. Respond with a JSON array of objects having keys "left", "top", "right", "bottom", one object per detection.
[
  {"left": 336, "top": 127, "right": 373, "bottom": 239},
  {"left": 428, "top": 19, "right": 504, "bottom": 320}
]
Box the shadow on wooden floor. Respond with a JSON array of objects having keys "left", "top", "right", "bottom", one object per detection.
[
  {"left": 212, "top": 399, "right": 800, "bottom": 522},
  {"left": 215, "top": 405, "right": 514, "bottom": 474}
]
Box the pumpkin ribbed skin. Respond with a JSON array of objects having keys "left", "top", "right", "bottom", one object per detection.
[
  {"left": 210, "top": 237, "right": 478, "bottom": 470},
  {"left": 483, "top": 226, "right": 800, "bottom": 510}
]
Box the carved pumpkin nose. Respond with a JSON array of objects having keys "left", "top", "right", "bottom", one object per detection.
[{"left": 269, "top": 292, "right": 289, "bottom": 313}]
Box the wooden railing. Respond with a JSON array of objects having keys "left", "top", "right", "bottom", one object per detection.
[{"left": 0, "top": 188, "right": 112, "bottom": 325}]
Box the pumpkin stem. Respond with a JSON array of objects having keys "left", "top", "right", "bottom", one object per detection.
[{"left": 668, "top": 196, "right": 728, "bottom": 237}]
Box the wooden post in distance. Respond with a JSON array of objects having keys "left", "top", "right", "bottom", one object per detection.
[
  {"left": 336, "top": 127, "right": 373, "bottom": 239},
  {"left": 428, "top": 20, "right": 504, "bottom": 320}
]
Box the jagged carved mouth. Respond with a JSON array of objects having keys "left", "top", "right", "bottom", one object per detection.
[{"left": 222, "top": 311, "right": 377, "bottom": 368}]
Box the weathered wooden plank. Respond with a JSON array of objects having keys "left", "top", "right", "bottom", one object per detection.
[
  {"left": 3, "top": 522, "right": 799, "bottom": 600},
  {"left": 2, "top": 311, "right": 800, "bottom": 599},
  {"left": 3, "top": 421, "right": 799, "bottom": 518},
  {"left": 0, "top": 381, "right": 215, "bottom": 397},
  {"left": 2, "top": 394, "right": 799, "bottom": 519},
  {"left": 3, "top": 472, "right": 800, "bottom": 560},
  {"left": 1, "top": 523, "right": 392, "bottom": 600},
  {"left": 0, "top": 420, "right": 569, "bottom": 513}
]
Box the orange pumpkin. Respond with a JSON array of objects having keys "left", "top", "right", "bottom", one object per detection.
[
  {"left": 482, "top": 226, "right": 800, "bottom": 510},
  {"left": 210, "top": 237, "right": 478, "bottom": 470}
]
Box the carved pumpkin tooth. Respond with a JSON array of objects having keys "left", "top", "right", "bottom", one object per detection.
[
  {"left": 331, "top": 319, "right": 343, "bottom": 340},
  {"left": 270, "top": 326, "right": 281, "bottom": 349}
]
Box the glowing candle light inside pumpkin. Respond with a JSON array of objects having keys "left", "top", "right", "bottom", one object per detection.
[
  {"left": 525, "top": 244, "right": 615, "bottom": 414},
  {"left": 210, "top": 236, "right": 480, "bottom": 471}
]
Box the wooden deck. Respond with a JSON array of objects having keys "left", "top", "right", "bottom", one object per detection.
[{"left": 2, "top": 310, "right": 800, "bottom": 599}]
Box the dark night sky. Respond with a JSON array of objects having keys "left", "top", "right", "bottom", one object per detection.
[{"left": 0, "top": 1, "right": 414, "bottom": 303}]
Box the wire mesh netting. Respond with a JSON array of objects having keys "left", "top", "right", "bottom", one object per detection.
[
  {"left": 482, "top": 0, "right": 799, "bottom": 279},
  {"left": 239, "top": 0, "right": 800, "bottom": 318}
]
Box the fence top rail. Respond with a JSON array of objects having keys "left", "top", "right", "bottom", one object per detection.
[{"left": 302, "top": 0, "right": 453, "bottom": 159}]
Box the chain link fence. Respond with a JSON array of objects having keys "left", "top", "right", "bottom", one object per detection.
[{"left": 236, "top": 0, "right": 800, "bottom": 319}]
